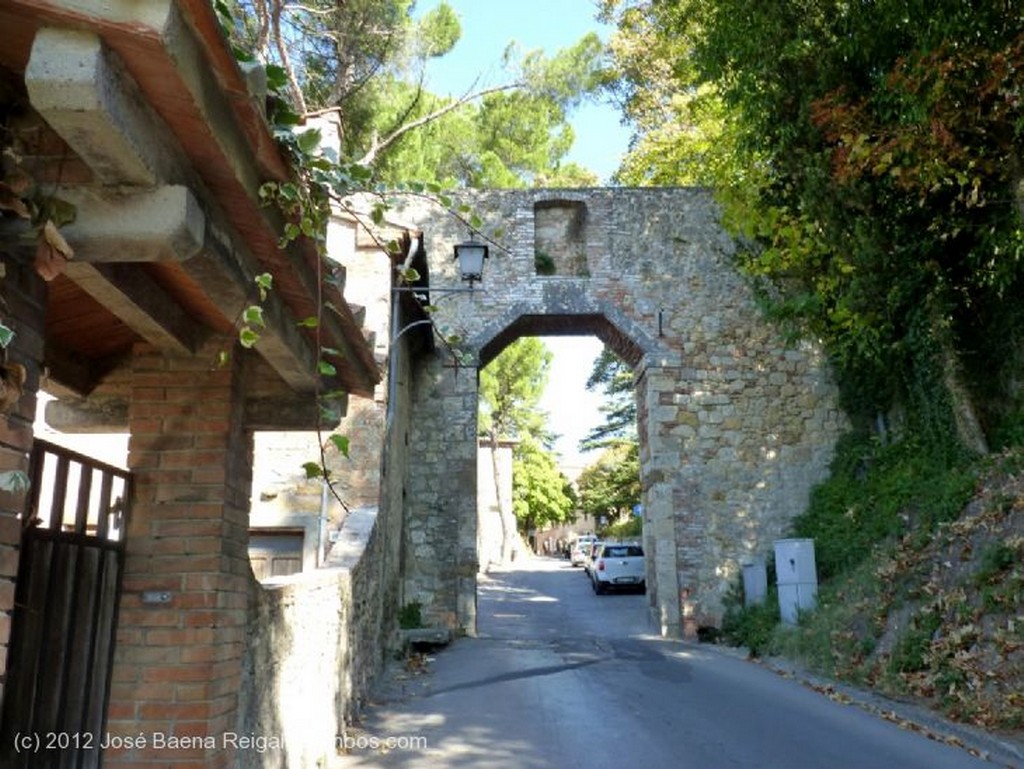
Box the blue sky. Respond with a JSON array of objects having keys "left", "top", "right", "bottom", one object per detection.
[
  {"left": 413, "top": 0, "right": 631, "bottom": 183},
  {"left": 414, "top": 1, "right": 623, "bottom": 471}
]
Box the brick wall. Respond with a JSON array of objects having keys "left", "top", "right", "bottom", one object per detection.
[
  {"left": 105, "top": 339, "right": 253, "bottom": 768},
  {"left": 0, "top": 257, "right": 45, "bottom": 709}
]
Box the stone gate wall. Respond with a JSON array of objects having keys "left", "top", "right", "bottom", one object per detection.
[{"left": 395, "top": 187, "right": 847, "bottom": 636}]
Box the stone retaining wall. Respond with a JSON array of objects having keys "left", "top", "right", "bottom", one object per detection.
[{"left": 236, "top": 509, "right": 391, "bottom": 768}]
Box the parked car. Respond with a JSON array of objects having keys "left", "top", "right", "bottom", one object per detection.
[
  {"left": 583, "top": 540, "right": 604, "bottom": 578},
  {"left": 569, "top": 535, "right": 598, "bottom": 567},
  {"left": 591, "top": 542, "right": 646, "bottom": 594}
]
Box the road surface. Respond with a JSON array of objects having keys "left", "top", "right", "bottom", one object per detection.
[{"left": 341, "top": 556, "right": 1022, "bottom": 768}]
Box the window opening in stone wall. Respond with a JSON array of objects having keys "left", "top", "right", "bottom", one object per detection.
[
  {"left": 533, "top": 200, "right": 589, "bottom": 277},
  {"left": 249, "top": 529, "right": 305, "bottom": 581}
]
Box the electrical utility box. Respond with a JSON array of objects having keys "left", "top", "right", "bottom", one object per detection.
[{"left": 774, "top": 538, "right": 818, "bottom": 625}]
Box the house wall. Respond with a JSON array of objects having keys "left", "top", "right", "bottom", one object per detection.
[
  {"left": 79, "top": 338, "right": 248, "bottom": 766},
  {"left": 477, "top": 440, "right": 515, "bottom": 571},
  {"left": 230, "top": 205, "right": 408, "bottom": 764}
]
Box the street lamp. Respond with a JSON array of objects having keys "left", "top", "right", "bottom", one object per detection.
[
  {"left": 453, "top": 237, "right": 489, "bottom": 288},
  {"left": 390, "top": 234, "right": 488, "bottom": 345}
]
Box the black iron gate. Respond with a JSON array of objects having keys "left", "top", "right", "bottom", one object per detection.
[{"left": 0, "top": 439, "right": 132, "bottom": 769}]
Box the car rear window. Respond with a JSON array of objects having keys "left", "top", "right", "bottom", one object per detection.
[{"left": 604, "top": 545, "right": 643, "bottom": 558}]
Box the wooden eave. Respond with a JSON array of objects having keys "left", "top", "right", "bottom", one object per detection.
[{"left": 0, "top": 0, "right": 380, "bottom": 402}]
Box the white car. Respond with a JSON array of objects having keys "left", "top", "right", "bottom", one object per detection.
[
  {"left": 583, "top": 540, "right": 603, "bottom": 578},
  {"left": 591, "top": 542, "right": 646, "bottom": 594},
  {"left": 569, "top": 536, "right": 597, "bottom": 567}
]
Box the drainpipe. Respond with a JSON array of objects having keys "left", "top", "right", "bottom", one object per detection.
[
  {"left": 385, "top": 233, "right": 420, "bottom": 434},
  {"left": 383, "top": 233, "right": 421, "bottom": 610},
  {"left": 317, "top": 477, "right": 328, "bottom": 566}
]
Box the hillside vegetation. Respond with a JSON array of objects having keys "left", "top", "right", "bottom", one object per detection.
[
  {"left": 722, "top": 440, "right": 1024, "bottom": 735},
  {"left": 600, "top": 0, "right": 1024, "bottom": 737}
]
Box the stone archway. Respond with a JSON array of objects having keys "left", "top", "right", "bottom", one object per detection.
[
  {"left": 393, "top": 188, "right": 847, "bottom": 638},
  {"left": 471, "top": 304, "right": 676, "bottom": 629}
]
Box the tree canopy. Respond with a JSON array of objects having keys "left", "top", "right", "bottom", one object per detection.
[
  {"left": 220, "top": 0, "right": 610, "bottom": 187},
  {"left": 512, "top": 437, "right": 578, "bottom": 531},
  {"left": 579, "top": 346, "right": 635, "bottom": 451},
  {"left": 575, "top": 440, "right": 640, "bottom": 526},
  {"left": 479, "top": 338, "right": 575, "bottom": 532},
  {"left": 603, "top": 0, "right": 1024, "bottom": 451},
  {"left": 479, "top": 337, "right": 552, "bottom": 443}
]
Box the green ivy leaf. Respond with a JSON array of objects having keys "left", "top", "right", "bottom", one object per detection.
[
  {"left": 329, "top": 434, "right": 350, "bottom": 458},
  {"left": 296, "top": 128, "right": 322, "bottom": 154},
  {"left": 0, "top": 323, "right": 14, "bottom": 348},
  {"left": 239, "top": 327, "right": 260, "bottom": 348},
  {"left": 298, "top": 316, "right": 319, "bottom": 328},
  {"left": 258, "top": 182, "right": 277, "bottom": 201},
  {"left": 40, "top": 196, "right": 76, "bottom": 228},
  {"left": 319, "top": 360, "right": 337, "bottom": 376},
  {"left": 302, "top": 461, "right": 324, "bottom": 479},
  {"left": 243, "top": 306, "right": 265, "bottom": 326},
  {"left": 255, "top": 273, "right": 273, "bottom": 300},
  {"left": 265, "top": 64, "right": 289, "bottom": 91}
]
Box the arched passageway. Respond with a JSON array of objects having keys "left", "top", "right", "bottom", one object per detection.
[{"left": 392, "top": 188, "right": 846, "bottom": 637}]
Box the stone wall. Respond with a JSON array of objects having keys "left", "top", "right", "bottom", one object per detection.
[
  {"left": 403, "top": 355, "right": 479, "bottom": 631},
  {"left": 392, "top": 187, "right": 848, "bottom": 636},
  {"left": 235, "top": 508, "right": 390, "bottom": 768}
]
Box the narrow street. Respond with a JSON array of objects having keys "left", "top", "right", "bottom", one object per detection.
[{"left": 341, "top": 556, "right": 1020, "bottom": 769}]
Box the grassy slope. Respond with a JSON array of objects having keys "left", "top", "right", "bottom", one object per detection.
[{"left": 768, "top": 449, "right": 1024, "bottom": 735}]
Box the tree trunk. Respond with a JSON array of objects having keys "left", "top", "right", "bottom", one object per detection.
[
  {"left": 929, "top": 306, "right": 989, "bottom": 455},
  {"left": 940, "top": 345, "right": 989, "bottom": 455}
]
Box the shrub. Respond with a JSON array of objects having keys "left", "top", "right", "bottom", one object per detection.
[{"left": 398, "top": 601, "right": 423, "bottom": 629}]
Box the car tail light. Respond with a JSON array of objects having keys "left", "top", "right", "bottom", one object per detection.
[{"left": 598, "top": 560, "right": 605, "bottom": 571}]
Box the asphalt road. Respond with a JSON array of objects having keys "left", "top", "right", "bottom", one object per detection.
[{"left": 341, "top": 556, "right": 1022, "bottom": 769}]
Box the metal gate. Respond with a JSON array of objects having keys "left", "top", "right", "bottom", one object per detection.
[{"left": 0, "top": 439, "right": 132, "bottom": 769}]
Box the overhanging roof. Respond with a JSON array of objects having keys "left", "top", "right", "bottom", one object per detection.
[{"left": 0, "top": 0, "right": 381, "bottom": 409}]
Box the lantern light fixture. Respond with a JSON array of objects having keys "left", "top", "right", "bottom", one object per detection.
[{"left": 453, "top": 237, "right": 488, "bottom": 287}]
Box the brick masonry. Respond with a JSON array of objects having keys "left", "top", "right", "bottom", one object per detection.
[
  {"left": 393, "top": 187, "right": 848, "bottom": 636},
  {"left": 104, "top": 338, "right": 253, "bottom": 768},
  {"left": 0, "top": 259, "right": 46, "bottom": 702}
]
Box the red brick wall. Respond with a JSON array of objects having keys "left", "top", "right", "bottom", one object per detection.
[
  {"left": 0, "top": 257, "right": 45, "bottom": 709},
  {"left": 105, "top": 340, "right": 254, "bottom": 768}
]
